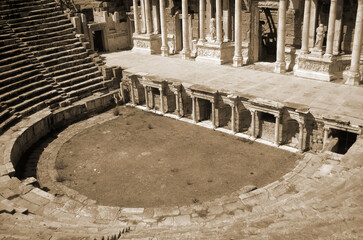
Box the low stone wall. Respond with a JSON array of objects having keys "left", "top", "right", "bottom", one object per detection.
[{"left": 1, "top": 91, "right": 119, "bottom": 176}]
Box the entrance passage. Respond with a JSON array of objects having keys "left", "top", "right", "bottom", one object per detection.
[
  {"left": 259, "top": 8, "right": 277, "bottom": 62},
  {"left": 329, "top": 129, "right": 357, "bottom": 154},
  {"left": 93, "top": 30, "right": 104, "bottom": 52},
  {"left": 198, "top": 98, "right": 212, "bottom": 121}
]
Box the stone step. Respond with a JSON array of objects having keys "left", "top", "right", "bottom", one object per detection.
[
  {"left": 16, "top": 22, "right": 73, "bottom": 38},
  {"left": 37, "top": 46, "right": 86, "bottom": 62},
  {"left": 10, "top": 89, "right": 57, "bottom": 114},
  {"left": 11, "top": 18, "right": 69, "bottom": 33},
  {"left": 34, "top": 41, "right": 82, "bottom": 57},
  {"left": 20, "top": 27, "right": 74, "bottom": 42},
  {"left": 0, "top": 47, "right": 22, "bottom": 59},
  {"left": 0, "top": 72, "right": 43, "bottom": 93},
  {"left": 0, "top": 33, "right": 12, "bottom": 40},
  {"left": 67, "top": 81, "right": 105, "bottom": 98},
  {"left": 0, "top": 53, "right": 27, "bottom": 66},
  {"left": 41, "top": 51, "right": 88, "bottom": 68},
  {"left": 3, "top": 4, "right": 60, "bottom": 20},
  {"left": 0, "top": 79, "right": 49, "bottom": 102},
  {"left": 0, "top": 109, "right": 11, "bottom": 122},
  {"left": 45, "top": 61, "right": 95, "bottom": 78},
  {"left": 0, "top": 64, "right": 35, "bottom": 80},
  {"left": 0, "top": 0, "right": 53, "bottom": 10},
  {"left": 0, "top": 38, "right": 14, "bottom": 46},
  {"left": 0, "top": 58, "right": 32, "bottom": 72},
  {"left": 53, "top": 65, "right": 99, "bottom": 82},
  {"left": 59, "top": 73, "right": 102, "bottom": 89},
  {"left": 28, "top": 37, "right": 79, "bottom": 52},
  {"left": 8, "top": 13, "right": 66, "bottom": 28},
  {"left": 25, "top": 32, "right": 75, "bottom": 46},
  {"left": 0, "top": 114, "right": 20, "bottom": 134},
  {"left": 5, "top": 84, "right": 53, "bottom": 107}
]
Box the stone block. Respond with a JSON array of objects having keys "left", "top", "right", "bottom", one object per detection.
[
  {"left": 173, "top": 215, "right": 191, "bottom": 226},
  {"left": 153, "top": 207, "right": 180, "bottom": 217}
]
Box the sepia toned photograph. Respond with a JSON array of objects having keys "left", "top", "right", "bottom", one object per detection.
[{"left": 0, "top": 0, "right": 362, "bottom": 239}]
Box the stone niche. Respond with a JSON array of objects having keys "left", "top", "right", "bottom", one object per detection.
[
  {"left": 132, "top": 33, "right": 162, "bottom": 55},
  {"left": 294, "top": 53, "right": 351, "bottom": 81},
  {"left": 195, "top": 42, "right": 234, "bottom": 65}
]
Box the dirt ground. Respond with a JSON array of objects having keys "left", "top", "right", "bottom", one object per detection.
[{"left": 56, "top": 106, "right": 299, "bottom": 208}]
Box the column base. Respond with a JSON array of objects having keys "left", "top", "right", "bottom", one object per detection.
[
  {"left": 294, "top": 53, "right": 350, "bottom": 81},
  {"left": 233, "top": 55, "right": 243, "bottom": 67},
  {"left": 132, "top": 33, "right": 161, "bottom": 55},
  {"left": 274, "top": 61, "right": 286, "bottom": 73},
  {"left": 181, "top": 49, "right": 191, "bottom": 59},
  {"left": 195, "top": 41, "right": 234, "bottom": 65},
  {"left": 343, "top": 70, "right": 362, "bottom": 85},
  {"left": 161, "top": 46, "right": 169, "bottom": 57}
]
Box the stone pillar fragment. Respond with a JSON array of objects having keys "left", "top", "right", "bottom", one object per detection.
[
  {"left": 325, "top": 0, "right": 337, "bottom": 56},
  {"left": 199, "top": 0, "right": 206, "bottom": 42},
  {"left": 344, "top": 0, "right": 363, "bottom": 85},
  {"left": 299, "top": 122, "right": 305, "bottom": 152},
  {"left": 274, "top": 0, "right": 287, "bottom": 73},
  {"left": 133, "top": 0, "right": 140, "bottom": 34},
  {"left": 301, "top": 0, "right": 311, "bottom": 54},
  {"left": 216, "top": 0, "right": 223, "bottom": 43},
  {"left": 182, "top": 0, "right": 191, "bottom": 59},
  {"left": 159, "top": 87, "right": 165, "bottom": 113},
  {"left": 233, "top": 0, "right": 242, "bottom": 67},
  {"left": 159, "top": 0, "right": 169, "bottom": 56},
  {"left": 250, "top": 110, "right": 256, "bottom": 139},
  {"left": 274, "top": 114, "right": 280, "bottom": 146},
  {"left": 145, "top": 0, "right": 153, "bottom": 34},
  {"left": 144, "top": 87, "right": 149, "bottom": 109},
  {"left": 192, "top": 96, "right": 197, "bottom": 122}
]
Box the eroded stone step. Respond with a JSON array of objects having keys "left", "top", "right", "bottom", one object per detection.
[
  {"left": 8, "top": 13, "right": 66, "bottom": 28},
  {"left": 25, "top": 32, "right": 75, "bottom": 46},
  {"left": 37, "top": 46, "right": 86, "bottom": 62},
  {"left": 34, "top": 41, "right": 82, "bottom": 57},
  {"left": 67, "top": 81, "right": 104, "bottom": 98},
  {"left": 0, "top": 72, "right": 43, "bottom": 92},
  {"left": 45, "top": 61, "right": 95, "bottom": 78},
  {"left": 0, "top": 53, "right": 27, "bottom": 66},
  {"left": 0, "top": 47, "right": 22, "bottom": 59},
  {"left": 0, "top": 64, "right": 35, "bottom": 80},
  {"left": 0, "top": 58, "right": 32, "bottom": 72},
  {"left": 10, "top": 89, "right": 57, "bottom": 113},
  {"left": 28, "top": 37, "right": 79, "bottom": 52},
  {"left": 3, "top": 4, "right": 59, "bottom": 20},
  {"left": 15, "top": 22, "right": 73, "bottom": 38},
  {"left": 59, "top": 73, "right": 102, "bottom": 89},
  {"left": 20, "top": 27, "right": 74, "bottom": 42},
  {"left": 53, "top": 65, "right": 99, "bottom": 83},
  {"left": 11, "top": 18, "right": 69, "bottom": 33},
  {"left": 41, "top": 51, "right": 88, "bottom": 68},
  {"left": 5, "top": 84, "right": 53, "bottom": 107},
  {"left": 0, "top": 79, "right": 49, "bottom": 101}
]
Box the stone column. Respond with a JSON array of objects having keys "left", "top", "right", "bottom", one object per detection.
[
  {"left": 235, "top": 105, "right": 240, "bottom": 132},
  {"left": 301, "top": 0, "right": 311, "bottom": 54},
  {"left": 140, "top": 0, "right": 146, "bottom": 33},
  {"left": 211, "top": 101, "right": 216, "bottom": 128},
  {"left": 199, "top": 0, "right": 206, "bottom": 42},
  {"left": 250, "top": 110, "right": 256, "bottom": 139},
  {"left": 233, "top": 0, "right": 242, "bottom": 67},
  {"left": 159, "top": 87, "right": 165, "bottom": 113},
  {"left": 345, "top": 0, "right": 363, "bottom": 85},
  {"left": 323, "top": 127, "right": 329, "bottom": 150},
  {"left": 120, "top": 82, "right": 125, "bottom": 102},
  {"left": 231, "top": 103, "right": 235, "bottom": 133},
  {"left": 182, "top": 0, "right": 191, "bottom": 59},
  {"left": 144, "top": 87, "right": 149, "bottom": 109},
  {"left": 145, "top": 0, "right": 153, "bottom": 34},
  {"left": 216, "top": 0, "right": 223, "bottom": 43},
  {"left": 274, "top": 0, "right": 287, "bottom": 73},
  {"left": 150, "top": 88, "right": 155, "bottom": 108},
  {"left": 159, "top": 0, "right": 169, "bottom": 56},
  {"left": 192, "top": 96, "right": 197, "bottom": 122},
  {"left": 298, "top": 122, "right": 305, "bottom": 152},
  {"left": 152, "top": 0, "right": 160, "bottom": 34},
  {"left": 325, "top": 0, "right": 337, "bottom": 56},
  {"left": 223, "top": 0, "right": 231, "bottom": 42},
  {"left": 274, "top": 114, "right": 280, "bottom": 146},
  {"left": 130, "top": 82, "right": 136, "bottom": 105},
  {"left": 174, "top": 90, "right": 180, "bottom": 117}
]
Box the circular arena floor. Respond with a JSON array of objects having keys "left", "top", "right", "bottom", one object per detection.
[{"left": 56, "top": 106, "right": 299, "bottom": 208}]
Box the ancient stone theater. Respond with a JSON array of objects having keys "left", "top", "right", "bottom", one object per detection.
[{"left": 0, "top": 0, "right": 362, "bottom": 239}]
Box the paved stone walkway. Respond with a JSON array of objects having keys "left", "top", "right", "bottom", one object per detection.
[{"left": 102, "top": 51, "right": 363, "bottom": 126}]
